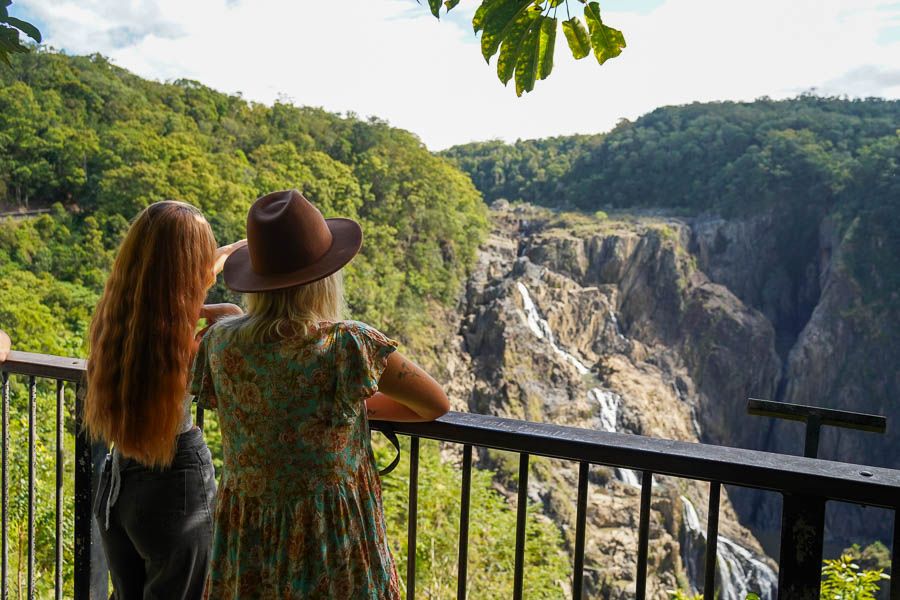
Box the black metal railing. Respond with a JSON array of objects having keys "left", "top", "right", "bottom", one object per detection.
[{"left": 1, "top": 350, "right": 898, "bottom": 600}]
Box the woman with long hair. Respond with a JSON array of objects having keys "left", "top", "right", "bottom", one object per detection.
[
  {"left": 86, "top": 200, "right": 244, "bottom": 600},
  {"left": 192, "top": 190, "right": 449, "bottom": 597}
]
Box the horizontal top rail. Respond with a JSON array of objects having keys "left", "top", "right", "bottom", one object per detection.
[
  {"left": 2, "top": 350, "right": 86, "bottom": 382},
  {"left": 3, "top": 351, "right": 899, "bottom": 509},
  {"left": 748, "top": 397, "right": 887, "bottom": 433},
  {"left": 371, "top": 412, "right": 900, "bottom": 509}
]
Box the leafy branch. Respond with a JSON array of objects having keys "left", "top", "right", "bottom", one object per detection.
[
  {"left": 0, "top": 1, "right": 40, "bottom": 67},
  {"left": 422, "top": 0, "right": 626, "bottom": 96}
]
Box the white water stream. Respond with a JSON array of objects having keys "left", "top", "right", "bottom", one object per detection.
[
  {"left": 516, "top": 281, "right": 640, "bottom": 486},
  {"left": 680, "top": 496, "right": 778, "bottom": 599}
]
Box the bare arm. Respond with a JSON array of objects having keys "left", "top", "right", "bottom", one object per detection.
[
  {"left": 212, "top": 239, "right": 247, "bottom": 276},
  {"left": 373, "top": 351, "right": 449, "bottom": 422},
  {"left": 0, "top": 330, "right": 9, "bottom": 362},
  {"left": 365, "top": 392, "right": 427, "bottom": 422}
]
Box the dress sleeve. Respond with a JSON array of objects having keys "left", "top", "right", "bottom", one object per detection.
[
  {"left": 336, "top": 321, "right": 399, "bottom": 406},
  {"left": 190, "top": 330, "right": 218, "bottom": 410}
]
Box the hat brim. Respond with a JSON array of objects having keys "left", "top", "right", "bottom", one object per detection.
[{"left": 223, "top": 218, "right": 362, "bottom": 293}]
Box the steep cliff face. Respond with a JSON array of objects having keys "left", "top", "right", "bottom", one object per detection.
[
  {"left": 441, "top": 204, "right": 784, "bottom": 598},
  {"left": 690, "top": 212, "right": 900, "bottom": 553}
]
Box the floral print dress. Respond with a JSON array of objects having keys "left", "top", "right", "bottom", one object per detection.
[{"left": 190, "top": 320, "right": 402, "bottom": 599}]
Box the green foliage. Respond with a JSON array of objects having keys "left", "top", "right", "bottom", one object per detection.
[
  {"left": 820, "top": 554, "right": 889, "bottom": 599},
  {"left": 429, "top": 0, "right": 625, "bottom": 96},
  {"left": 583, "top": 1, "right": 625, "bottom": 65},
  {"left": 0, "top": 49, "right": 489, "bottom": 343},
  {"left": 0, "top": 2, "right": 40, "bottom": 67},
  {"left": 374, "top": 438, "right": 570, "bottom": 598},
  {"left": 668, "top": 590, "right": 702, "bottom": 600}
]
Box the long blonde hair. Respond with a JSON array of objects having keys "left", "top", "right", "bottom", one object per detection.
[
  {"left": 85, "top": 201, "right": 216, "bottom": 468},
  {"left": 232, "top": 272, "right": 346, "bottom": 343}
]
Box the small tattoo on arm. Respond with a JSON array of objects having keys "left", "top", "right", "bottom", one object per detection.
[{"left": 396, "top": 360, "right": 420, "bottom": 381}]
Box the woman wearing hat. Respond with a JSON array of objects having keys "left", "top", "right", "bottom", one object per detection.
[
  {"left": 193, "top": 190, "right": 449, "bottom": 598},
  {"left": 85, "top": 201, "right": 246, "bottom": 599}
]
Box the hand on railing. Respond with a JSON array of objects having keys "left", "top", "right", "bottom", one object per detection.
[{"left": 0, "top": 329, "right": 9, "bottom": 362}]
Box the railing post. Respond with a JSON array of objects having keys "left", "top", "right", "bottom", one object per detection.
[
  {"left": 74, "top": 384, "right": 91, "bottom": 600},
  {"left": 777, "top": 493, "right": 825, "bottom": 599},
  {"left": 703, "top": 482, "right": 721, "bottom": 600},
  {"left": 406, "top": 437, "right": 419, "bottom": 600},
  {"left": 571, "top": 461, "right": 589, "bottom": 600},
  {"left": 748, "top": 399, "right": 890, "bottom": 600},
  {"left": 891, "top": 507, "right": 899, "bottom": 600},
  {"left": 634, "top": 471, "right": 652, "bottom": 600}
]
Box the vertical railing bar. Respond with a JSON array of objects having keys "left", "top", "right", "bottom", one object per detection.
[
  {"left": 73, "top": 383, "right": 91, "bottom": 600},
  {"left": 27, "top": 376, "right": 35, "bottom": 600},
  {"left": 456, "top": 444, "right": 472, "bottom": 600},
  {"left": 634, "top": 471, "right": 653, "bottom": 600},
  {"left": 1, "top": 371, "right": 8, "bottom": 600},
  {"left": 703, "top": 481, "right": 721, "bottom": 600},
  {"left": 891, "top": 506, "right": 899, "bottom": 600},
  {"left": 55, "top": 380, "right": 64, "bottom": 600},
  {"left": 406, "top": 436, "right": 419, "bottom": 600},
  {"left": 571, "top": 461, "right": 589, "bottom": 600},
  {"left": 513, "top": 453, "right": 530, "bottom": 600}
]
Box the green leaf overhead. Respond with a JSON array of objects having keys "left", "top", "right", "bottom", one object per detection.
[
  {"left": 536, "top": 16, "right": 556, "bottom": 80},
  {"left": 583, "top": 1, "right": 626, "bottom": 65},
  {"left": 513, "top": 15, "right": 556, "bottom": 96},
  {"left": 561, "top": 17, "right": 590, "bottom": 59},
  {"left": 496, "top": 6, "right": 542, "bottom": 84},
  {"left": 427, "top": 0, "right": 442, "bottom": 18},
  {"left": 476, "top": 0, "right": 535, "bottom": 63},
  {"left": 514, "top": 16, "right": 542, "bottom": 96},
  {"left": 436, "top": 0, "right": 627, "bottom": 96},
  {"left": 0, "top": 1, "right": 41, "bottom": 67},
  {"left": 4, "top": 16, "right": 39, "bottom": 41}
]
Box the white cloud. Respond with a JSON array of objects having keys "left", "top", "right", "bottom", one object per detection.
[{"left": 21, "top": 0, "right": 900, "bottom": 150}]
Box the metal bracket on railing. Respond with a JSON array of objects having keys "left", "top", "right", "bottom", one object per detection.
[{"left": 747, "top": 398, "right": 889, "bottom": 600}]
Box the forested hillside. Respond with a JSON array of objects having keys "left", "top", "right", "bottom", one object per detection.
[
  {"left": 0, "top": 49, "right": 488, "bottom": 357},
  {"left": 445, "top": 96, "right": 899, "bottom": 334}
]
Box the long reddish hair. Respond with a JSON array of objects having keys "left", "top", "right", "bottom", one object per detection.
[{"left": 85, "top": 201, "right": 216, "bottom": 468}]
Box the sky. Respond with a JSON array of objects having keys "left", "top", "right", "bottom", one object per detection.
[{"left": 16, "top": 0, "right": 900, "bottom": 150}]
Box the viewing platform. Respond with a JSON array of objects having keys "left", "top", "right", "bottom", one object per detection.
[{"left": 1, "top": 349, "right": 898, "bottom": 600}]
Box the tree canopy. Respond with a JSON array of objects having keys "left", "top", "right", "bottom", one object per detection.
[{"left": 426, "top": 0, "right": 626, "bottom": 96}]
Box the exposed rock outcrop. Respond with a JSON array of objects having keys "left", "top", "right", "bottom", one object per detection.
[
  {"left": 429, "top": 200, "right": 896, "bottom": 597},
  {"left": 440, "top": 205, "right": 780, "bottom": 598}
]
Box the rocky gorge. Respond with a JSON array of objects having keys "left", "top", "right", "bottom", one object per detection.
[{"left": 429, "top": 201, "right": 897, "bottom": 598}]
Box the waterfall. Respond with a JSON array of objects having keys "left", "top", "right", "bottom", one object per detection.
[
  {"left": 680, "top": 496, "right": 778, "bottom": 600},
  {"left": 516, "top": 282, "right": 589, "bottom": 375},
  {"left": 589, "top": 388, "right": 641, "bottom": 486},
  {"left": 608, "top": 309, "right": 626, "bottom": 339},
  {"left": 516, "top": 281, "right": 641, "bottom": 487}
]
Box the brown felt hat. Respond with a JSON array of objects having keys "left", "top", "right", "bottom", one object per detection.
[{"left": 223, "top": 190, "right": 362, "bottom": 292}]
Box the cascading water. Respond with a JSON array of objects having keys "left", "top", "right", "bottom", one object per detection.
[
  {"left": 516, "top": 282, "right": 589, "bottom": 375},
  {"left": 680, "top": 496, "right": 778, "bottom": 600},
  {"left": 516, "top": 281, "right": 640, "bottom": 486},
  {"left": 589, "top": 388, "right": 641, "bottom": 486}
]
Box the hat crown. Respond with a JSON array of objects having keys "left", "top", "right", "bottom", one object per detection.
[{"left": 248, "top": 190, "right": 333, "bottom": 276}]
